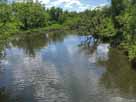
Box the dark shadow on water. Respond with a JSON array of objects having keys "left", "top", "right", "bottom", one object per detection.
[
  {"left": 131, "top": 59, "right": 136, "bottom": 69},
  {"left": 100, "top": 48, "right": 136, "bottom": 99},
  {"left": 0, "top": 88, "right": 13, "bottom": 102}
]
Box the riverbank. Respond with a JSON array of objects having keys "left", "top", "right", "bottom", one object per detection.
[
  {"left": 0, "top": 1, "right": 136, "bottom": 66},
  {"left": 0, "top": 28, "right": 136, "bottom": 67}
]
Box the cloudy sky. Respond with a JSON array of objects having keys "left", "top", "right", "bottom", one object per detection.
[{"left": 40, "top": 0, "right": 110, "bottom": 12}]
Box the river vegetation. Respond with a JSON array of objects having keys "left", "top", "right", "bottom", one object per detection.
[{"left": 0, "top": 0, "right": 136, "bottom": 64}]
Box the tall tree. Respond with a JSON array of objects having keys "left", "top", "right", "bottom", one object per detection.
[{"left": 12, "top": 3, "right": 47, "bottom": 30}]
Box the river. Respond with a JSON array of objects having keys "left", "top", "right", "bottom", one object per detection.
[{"left": 0, "top": 32, "right": 136, "bottom": 102}]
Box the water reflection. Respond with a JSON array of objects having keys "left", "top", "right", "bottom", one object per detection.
[
  {"left": 0, "top": 88, "right": 13, "bottom": 102},
  {"left": 100, "top": 49, "right": 136, "bottom": 99},
  {"left": 0, "top": 33, "right": 136, "bottom": 102},
  {"left": 0, "top": 40, "right": 7, "bottom": 61},
  {"left": 11, "top": 34, "right": 48, "bottom": 57},
  {"left": 10, "top": 32, "right": 70, "bottom": 57}
]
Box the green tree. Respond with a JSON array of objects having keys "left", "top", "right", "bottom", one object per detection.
[
  {"left": 0, "top": 4, "right": 12, "bottom": 28},
  {"left": 48, "top": 7, "right": 65, "bottom": 24},
  {"left": 12, "top": 3, "right": 47, "bottom": 30}
]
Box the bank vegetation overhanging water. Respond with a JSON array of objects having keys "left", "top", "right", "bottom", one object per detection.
[{"left": 0, "top": 0, "right": 136, "bottom": 65}]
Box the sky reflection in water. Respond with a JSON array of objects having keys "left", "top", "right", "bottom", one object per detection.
[{"left": 0, "top": 34, "right": 136, "bottom": 102}]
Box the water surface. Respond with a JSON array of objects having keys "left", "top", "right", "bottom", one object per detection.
[{"left": 0, "top": 33, "right": 136, "bottom": 102}]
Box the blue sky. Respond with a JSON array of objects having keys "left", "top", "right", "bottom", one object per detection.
[
  {"left": 40, "top": 0, "right": 110, "bottom": 12},
  {"left": 9, "top": 0, "right": 110, "bottom": 12}
]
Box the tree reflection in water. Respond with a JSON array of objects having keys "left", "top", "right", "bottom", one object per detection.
[
  {"left": 79, "top": 37, "right": 136, "bottom": 99},
  {"left": 0, "top": 33, "right": 136, "bottom": 101},
  {"left": 100, "top": 48, "right": 136, "bottom": 99},
  {"left": 10, "top": 31, "right": 70, "bottom": 57},
  {"left": 0, "top": 88, "right": 13, "bottom": 102}
]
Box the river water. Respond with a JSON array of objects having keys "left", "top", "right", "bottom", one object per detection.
[{"left": 0, "top": 33, "right": 136, "bottom": 102}]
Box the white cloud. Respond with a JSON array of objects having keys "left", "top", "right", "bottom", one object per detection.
[
  {"left": 39, "top": 0, "right": 91, "bottom": 12},
  {"left": 91, "top": 3, "right": 109, "bottom": 10}
]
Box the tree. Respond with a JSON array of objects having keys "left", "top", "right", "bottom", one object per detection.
[
  {"left": 12, "top": 3, "right": 47, "bottom": 30},
  {"left": 48, "top": 7, "right": 65, "bottom": 24},
  {"left": 0, "top": 4, "right": 12, "bottom": 28}
]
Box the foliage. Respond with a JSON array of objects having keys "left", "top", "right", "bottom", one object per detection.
[
  {"left": 0, "top": 4, "right": 12, "bottom": 29},
  {"left": 128, "top": 45, "right": 136, "bottom": 60},
  {"left": 0, "top": 0, "right": 136, "bottom": 61},
  {"left": 0, "top": 4, "right": 12, "bottom": 32},
  {"left": 47, "top": 7, "right": 66, "bottom": 24},
  {"left": 12, "top": 3, "right": 47, "bottom": 30},
  {"left": 45, "top": 23, "right": 64, "bottom": 31}
]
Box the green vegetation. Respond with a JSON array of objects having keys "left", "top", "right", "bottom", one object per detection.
[
  {"left": 12, "top": 3, "right": 48, "bottom": 30},
  {"left": 0, "top": 0, "right": 136, "bottom": 63}
]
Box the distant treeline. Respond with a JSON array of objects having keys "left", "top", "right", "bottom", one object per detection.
[{"left": 0, "top": 0, "right": 136, "bottom": 62}]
